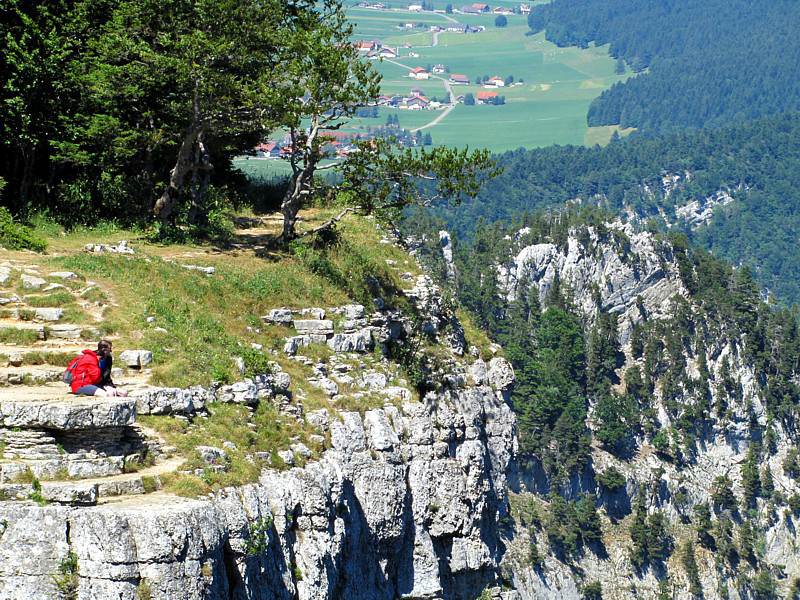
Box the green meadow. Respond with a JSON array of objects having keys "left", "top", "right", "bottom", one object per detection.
[{"left": 345, "top": 6, "right": 632, "bottom": 151}]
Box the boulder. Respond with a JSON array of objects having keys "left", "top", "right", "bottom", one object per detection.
[
  {"left": 293, "top": 320, "right": 334, "bottom": 335},
  {"left": 299, "top": 308, "right": 326, "bottom": 319},
  {"left": 197, "top": 446, "right": 227, "bottom": 465},
  {"left": 118, "top": 350, "right": 154, "bottom": 368},
  {"left": 21, "top": 275, "right": 46, "bottom": 290},
  {"left": 343, "top": 304, "right": 366, "bottom": 320},
  {"left": 487, "top": 357, "right": 514, "bottom": 390},
  {"left": 262, "top": 308, "right": 293, "bottom": 326},
  {"left": 33, "top": 308, "right": 63, "bottom": 322},
  {"left": 327, "top": 329, "right": 372, "bottom": 353}
]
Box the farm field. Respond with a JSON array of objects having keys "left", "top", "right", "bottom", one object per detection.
[{"left": 345, "top": 6, "right": 632, "bottom": 151}]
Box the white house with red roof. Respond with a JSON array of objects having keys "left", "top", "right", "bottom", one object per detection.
[
  {"left": 477, "top": 90, "right": 498, "bottom": 103},
  {"left": 449, "top": 73, "right": 470, "bottom": 84},
  {"left": 406, "top": 96, "right": 431, "bottom": 110},
  {"left": 409, "top": 67, "right": 430, "bottom": 79}
]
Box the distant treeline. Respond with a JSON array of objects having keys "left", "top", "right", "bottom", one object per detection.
[
  {"left": 527, "top": 0, "right": 800, "bottom": 132},
  {"left": 418, "top": 112, "right": 800, "bottom": 305}
]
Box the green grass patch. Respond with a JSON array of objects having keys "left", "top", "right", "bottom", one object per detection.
[
  {"left": 60, "top": 307, "right": 90, "bottom": 323},
  {"left": 0, "top": 328, "right": 39, "bottom": 345},
  {"left": 0, "top": 207, "right": 47, "bottom": 253},
  {"left": 20, "top": 351, "right": 75, "bottom": 367},
  {"left": 24, "top": 292, "right": 76, "bottom": 307},
  {"left": 139, "top": 399, "right": 324, "bottom": 494}
]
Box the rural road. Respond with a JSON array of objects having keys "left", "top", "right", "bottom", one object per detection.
[{"left": 383, "top": 58, "right": 457, "bottom": 132}]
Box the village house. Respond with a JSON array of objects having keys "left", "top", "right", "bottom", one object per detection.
[
  {"left": 449, "top": 73, "right": 470, "bottom": 84},
  {"left": 446, "top": 23, "right": 468, "bottom": 32},
  {"left": 408, "top": 3, "right": 423, "bottom": 10},
  {"left": 411, "top": 87, "right": 426, "bottom": 96},
  {"left": 486, "top": 75, "right": 505, "bottom": 87},
  {"left": 492, "top": 6, "right": 512, "bottom": 14},
  {"left": 409, "top": 67, "right": 430, "bottom": 79},
  {"left": 406, "top": 96, "right": 431, "bottom": 110},
  {"left": 477, "top": 91, "right": 498, "bottom": 104},
  {"left": 518, "top": 3, "right": 530, "bottom": 13},
  {"left": 472, "top": 2, "right": 490, "bottom": 11},
  {"left": 432, "top": 64, "right": 446, "bottom": 73},
  {"left": 377, "top": 46, "right": 398, "bottom": 58},
  {"left": 460, "top": 6, "right": 480, "bottom": 14},
  {"left": 254, "top": 141, "right": 281, "bottom": 158}
]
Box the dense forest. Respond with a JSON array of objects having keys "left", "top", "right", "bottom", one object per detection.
[
  {"left": 418, "top": 112, "right": 800, "bottom": 305},
  {"left": 527, "top": 0, "right": 800, "bottom": 132}
]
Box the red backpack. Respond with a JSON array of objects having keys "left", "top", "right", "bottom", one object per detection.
[{"left": 62, "top": 355, "right": 84, "bottom": 384}]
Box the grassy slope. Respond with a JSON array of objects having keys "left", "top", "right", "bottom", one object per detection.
[{"left": 10, "top": 211, "right": 491, "bottom": 495}]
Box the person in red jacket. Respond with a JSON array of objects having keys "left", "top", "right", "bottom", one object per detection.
[{"left": 69, "top": 340, "right": 128, "bottom": 397}]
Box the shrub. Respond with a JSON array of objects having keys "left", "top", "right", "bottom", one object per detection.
[
  {"left": 597, "top": 467, "right": 626, "bottom": 491},
  {"left": 0, "top": 207, "right": 47, "bottom": 252},
  {"left": 583, "top": 581, "right": 602, "bottom": 599}
]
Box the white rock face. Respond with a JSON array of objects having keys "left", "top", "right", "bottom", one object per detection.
[
  {"left": 498, "top": 222, "right": 688, "bottom": 343},
  {"left": 0, "top": 397, "right": 136, "bottom": 429},
  {"left": 0, "top": 379, "right": 516, "bottom": 600}
]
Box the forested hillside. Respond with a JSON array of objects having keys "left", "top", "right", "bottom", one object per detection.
[
  {"left": 411, "top": 211, "right": 800, "bottom": 597},
  {"left": 415, "top": 112, "right": 800, "bottom": 305},
  {"left": 527, "top": 0, "right": 800, "bottom": 132}
]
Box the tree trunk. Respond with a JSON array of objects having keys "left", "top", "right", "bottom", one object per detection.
[
  {"left": 19, "top": 142, "right": 34, "bottom": 209},
  {"left": 153, "top": 126, "right": 201, "bottom": 224}
]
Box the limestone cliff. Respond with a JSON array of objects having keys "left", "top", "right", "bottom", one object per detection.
[
  {"left": 491, "top": 222, "right": 800, "bottom": 600},
  {"left": 0, "top": 271, "right": 519, "bottom": 600}
]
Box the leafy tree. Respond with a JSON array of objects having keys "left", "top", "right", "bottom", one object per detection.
[
  {"left": 464, "top": 93, "right": 475, "bottom": 105},
  {"left": 711, "top": 475, "right": 737, "bottom": 512},
  {"left": 741, "top": 443, "right": 761, "bottom": 507},
  {"left": 495, "top": 14, "right": 508, "bottom": 27},
  {"left": 752, "top": 570, "right": 778, "bottom": 599}
]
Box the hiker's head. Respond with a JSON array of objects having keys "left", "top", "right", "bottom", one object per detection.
[{"left": 97, "top": 340, "right": 113, "bottom": 356}]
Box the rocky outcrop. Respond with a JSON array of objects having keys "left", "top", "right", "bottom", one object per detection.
[
  {"left": 0, "top": 369, "right": 516, "bottom": 600},
  {"left": 0, "top": 260, "right": 519, "bottom": 600},
  {"left": 490, "top": 224, "right": 800, "bottom": 600},
  {"left": 498, "top": 222, "right": 688, "bottom": 344}
]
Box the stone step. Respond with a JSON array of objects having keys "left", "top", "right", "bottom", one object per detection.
[
  {"left": 0, "top": 389, "right": 136, "bottom": 430},
  {"left": 0, "top": 342, "right": 96, "bottom": 355},
  {"left": 0, "top": 322, "right": 101, "bottom": 341},
  {"left": 0, "top": 481, "right": 98, "bottom": 505},
  {"left": 0, "top": 367, "right": 63, "bottom": 386},
  {"left": 0, "top": 308, "right": 65, "bottom": 322},
  {"left": 0, "top": 456, "right": 125, "bottom": 480}
]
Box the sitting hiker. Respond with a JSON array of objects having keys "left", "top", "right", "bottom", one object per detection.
[{"left": 68, "top": 340, "right": 128, "bottom": 397}]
